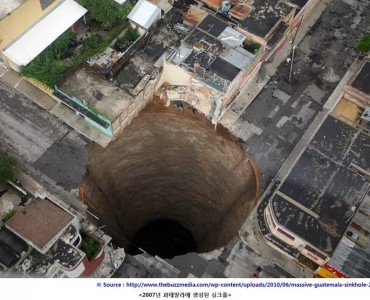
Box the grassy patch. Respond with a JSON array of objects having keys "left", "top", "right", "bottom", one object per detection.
[
  {"left": 1, "top": 210, "right": 16, "bottom": 227},
  {"left": 81, "top": 236, "right": 101, "bottom": 261}
]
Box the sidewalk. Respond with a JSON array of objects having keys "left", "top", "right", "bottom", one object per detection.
[
  {"left": 0, "top": 68, "right": 111, "bottom": 148},
  {"left": 220, "top": 0, "right": 333, "bottom": 129}
]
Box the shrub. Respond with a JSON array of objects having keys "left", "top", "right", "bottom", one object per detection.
[
  {"left": 20, "top": 31, "right": 75, "bottom": 88},
  {"left": 21, "top": 56, "right": 69, "bottom": 88},
  {"left": 115, "top": 27, "right": 139, "bottom": 51},
  {"left": 81, "top": 236, "right": 101, "bottom": 260},
  {"left": 49, "top": 31, "right": 76, "bottom": 58},
  {"left": 2, "top": 210, "right": 16, "bottom": 226},
  {"left": 0, "top": 153, "right": 18, "bottom": 185},
  {"left": 126, "top": 26, "right": 139, "bottom": 42},
  {"left": 356, "top": 35, "right": 370, "bottom": 54},
  {"left": 244, "top": 40, "right": 261, "bottom": 54}
]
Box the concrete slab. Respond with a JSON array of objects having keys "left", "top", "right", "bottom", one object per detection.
[
  {"left": 1, "top": 70, "right": 22, "bottom": 87},
  {"left": 220, "top": 75, "right": 267, "bottom": 128},
  {"left": 0, "top": 66, "right": 7, "bottom": 77},
  {"left": 50, "top": 103, "right": 111, "bottom": 148},
  {"left": 302, "top": 84, "right": 326, "bottom": 104},
  {"left": 16, "top": 80, "right": 57, "bottom": 111},
  {"left": 70, "top": 117, "right": 112, "bottom": 148},
  {"left": 231, "top": 121, "right": 262, "bottom": 142},
  {"left": 60, "top": 67, "right": 133, "bottom": 121},
  {"left": 273, "top": 89, "right": 290, "bottom": 104}
]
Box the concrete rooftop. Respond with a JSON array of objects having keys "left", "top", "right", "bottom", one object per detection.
[
  {"left": 352, "top": 61, "right": 370, "bottom": 94},
  {"left": 60, "top": 67, "right": 133, "bottom": 121},
  {"left": 239, "top": 0, "right": 295, "bottom": 38},
  {"left": 59, "top": 15, "right": 181, "bottom": 122},
  {"left": 270, "top": 115, "right": 370, "bottom": 254}
]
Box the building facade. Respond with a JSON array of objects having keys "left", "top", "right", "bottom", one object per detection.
[{"left": 0, "top": 0, "right": 86, "bottom": 70}]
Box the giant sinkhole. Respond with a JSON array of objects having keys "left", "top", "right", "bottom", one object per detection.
[{"left": 80, "top": 100, "right": 260, "bottom": 259}]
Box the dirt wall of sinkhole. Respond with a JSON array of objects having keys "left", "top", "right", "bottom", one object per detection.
[{"left": 79, "top": 99, "right": 260, "bottom": 254}]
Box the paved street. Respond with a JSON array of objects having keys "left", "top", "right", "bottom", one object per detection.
[
  {"left": 0, "top": 80, "right": 90, "bottom": 192},
  {"left": 233, "top": 0, "right": 370, "bottom": 190}
]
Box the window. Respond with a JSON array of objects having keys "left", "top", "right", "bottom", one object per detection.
[
  {"left": 277, "top": 228, "right": 295, "bottom": 240},
  {"left": 304, "top": 244, "right": 327, "bottom": 260},
  {"left": 40, "top": 0, "right": 56, "bottom": 10}
]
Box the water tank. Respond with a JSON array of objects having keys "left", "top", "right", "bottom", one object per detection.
[{"left": 221, "top": 0, "right": 231, "bottom": 13}]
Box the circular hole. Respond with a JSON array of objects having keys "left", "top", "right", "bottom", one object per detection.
[
  {"left": 129, "top": 219, "right": 197, "bottom": 259},
  {"left": 80, "top": 101, "right": 260, "bottom": 258}
]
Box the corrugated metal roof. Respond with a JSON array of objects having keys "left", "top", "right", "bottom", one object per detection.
[
  {"left": 360, "top": 107, "right": 370, "bottom": 122},
  {"left": 169, "top": 45, "right": 192, "bottom": 65},
  {"left": 218, "top": 27, "right": 246, "bottom": 48},
  {"left": 328, "top": 192, "right": 370, "bottom": 277},
  {"left": 2, "top": 0, "right": 87, "bottom": 67},
  {"left": 220, "top": 47, "right": 253, "bottom": 70},
  {"left": 127, "top": 0, "right": 161, "bottom": 30}
]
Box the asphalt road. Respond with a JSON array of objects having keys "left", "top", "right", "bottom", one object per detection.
[
  {"left": 236, "top": 0, "right": 370, "bottom": 190},
  {"left": 0, "top": 80, "right": 90, "bottom": 191}
]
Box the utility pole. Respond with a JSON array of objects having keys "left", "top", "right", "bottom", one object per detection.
[
  {"left": 288, "top": 14, "right": 304, "bottom": 83},
  {"left": 288, "top": 45, "right": 296, "bottom": 83}
]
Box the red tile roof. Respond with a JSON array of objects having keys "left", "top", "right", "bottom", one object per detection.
[
  {"left": 230, "top": 5, "right": 252, "bottom": 20},
  {"left": 201, "top": 0, "right": 222, "bottom": 10},
  {"left": 6, "top": 199, "right": 74, "bottom": 253}
]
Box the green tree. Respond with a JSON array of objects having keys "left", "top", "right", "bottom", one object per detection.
[
  {"left": 79, "top": 0, "right": 119, "bottom": 25},
  {"left": 0, "top": 154, "right": 18, "bottom": 185},
  {"left": 118, "top": 2, "right": 133, "bottom": 23},
  {"left": 356, "top": 35, "right": 370, "bottom": 54}
]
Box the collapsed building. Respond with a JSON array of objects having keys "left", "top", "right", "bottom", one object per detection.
[
  {"left": 47, "top": 0, "right": 319, "bottom": 141},
  {"left": 158, "top": 0, "right": 319, "bottom": 124}
]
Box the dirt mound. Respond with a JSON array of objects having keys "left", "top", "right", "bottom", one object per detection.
[{"left": 80, "top": 100, "right": 260, "bottom": 258}]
